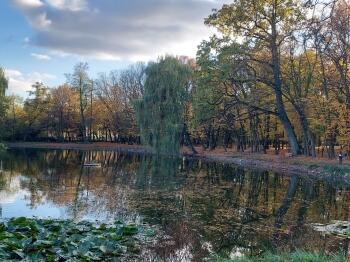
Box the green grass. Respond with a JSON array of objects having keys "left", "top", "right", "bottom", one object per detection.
[
  {"left": 209, "top": 251, "right": 348, "bottom": 262},
  {"left": 323, "top": 164, "right": 350, "bottom": 176}
]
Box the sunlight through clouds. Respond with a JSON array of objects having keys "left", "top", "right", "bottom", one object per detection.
[{"left": 13, "top": 0, "right": 44, "bottom": 8}]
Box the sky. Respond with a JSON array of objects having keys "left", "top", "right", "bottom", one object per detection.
[{"left": 0, "top": 0, "right": 228, "bottom": 98}]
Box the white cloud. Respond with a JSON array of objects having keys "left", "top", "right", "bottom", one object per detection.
[
  {"left": 4, "top": 69, "right": 56, "bottom": 97},
  {"left": 46, "top": 0, "right": 88, "bottom": 11},
  {"left": 13, "top": 0, "right": 230, "bottom": 60},
  {"left": 13, "top": 0, "right": 44, "bottom": 8},
  {"left": 48, "top": 49, "right": 69, "bottom": 57},
  {"left": 5, "top": 69, "right": 23, "bottom": 78},
  {"left": 31, "top": 52, "right": 52, "bottom": 60}
]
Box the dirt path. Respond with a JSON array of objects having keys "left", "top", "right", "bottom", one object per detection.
[{"left": 6, "top": 142, "right": 350, "bottom": 185}]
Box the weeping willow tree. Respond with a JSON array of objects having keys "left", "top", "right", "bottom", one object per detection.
[
  {"left": 0, "top": 68, "right": 8, "bottom": 145},
  {"left": 0, "top": 68, "right": 8, "bottom": 118},
  {"left": 134, "top": 57, "right": 191, "bottom": 155}
]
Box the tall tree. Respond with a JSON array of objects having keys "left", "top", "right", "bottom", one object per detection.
[
  {"left": 194, "top": 38, "right": 277, "bottom": 152},
  {"left": 282, "top": 47, "right": 318, "bottom": 157},
  {"left": 205, "top": 0, "right": 307, "bottom": 155},
  {"left": 50, "top": 85, "right": 79, "bottom": 141},
  {"left": 0, "top": 68, "right": 8, "bottom": 118},
  {"left": 323, "top": 0, "right": 350, "bottom": 155},
  {"left": 134, "top": 57, "right": 191, "bottom": 155},
  {"left": 23, "top": 82, "right": 50, "bottom": 140},
  {"left": 67, "top": 63, "right": 91, "bottom": 142},
  {"left": 6, "top": 96, "right": 23, "bottom": 141}
]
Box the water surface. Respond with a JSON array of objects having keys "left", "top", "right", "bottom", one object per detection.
[{"left": 0, "top": 149, "right": 349, "bottom": 261}]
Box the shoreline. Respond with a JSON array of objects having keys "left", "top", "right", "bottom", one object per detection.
[{"left": 5, "top": 142, "right": 350, "bottom": 185}]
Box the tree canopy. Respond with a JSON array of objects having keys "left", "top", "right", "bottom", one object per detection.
[
  {"left": 134, "top": 57, "right": 192, "bottom": 155},
  {"left": 0, "top": 68, "right": 8, "bottom": 117}
]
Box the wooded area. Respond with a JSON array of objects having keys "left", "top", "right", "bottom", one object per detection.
[{"left": 0, "top": 0, "right": 350, "bottom": 158}]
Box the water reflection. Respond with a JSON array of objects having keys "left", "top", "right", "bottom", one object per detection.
[{"left": 0, "top": 149, "right": 349, "bottom": 261}]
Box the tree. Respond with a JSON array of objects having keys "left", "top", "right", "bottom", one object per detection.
[
  {"left": 67, "top": 63, "right": 91, "bottom": 142},
  {"left": 96, "top": 64, "right": 146, "bottom": 142},
  {"left": 134, "top": 57, "right": 191, "bottom": 155},
  {"left": 118, "top": 62, "right": 146, "bottom": 101},
  {"left": 322, "top": 0, "right": 350, "bottom": 156},
  {"left": 194, "top": 38, "right": 277, "bottom": 153},
  {"left": 6, "top": 96, "right": 23, "bottom": 141},
  {"left": 205, "top": 0, "right": 308, "bottom": 155},
  {"left": 23, "top": 82, "right": 50, "bottom": 140},
  {"left": 0, "top": 68, "right": 8, "bottom": 118},
  {"left": 50, "top": 85, "right": 79, "bottom": 141},
  {"left": 281, "top": 47, "right": 318, "bottom": 157},
  {"left": 309, "top": 0, "right": 350, "bottom": 158}
]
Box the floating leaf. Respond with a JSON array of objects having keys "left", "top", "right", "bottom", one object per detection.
[
  {"left": 0, "top": 217, "right": 156, "bottom": 261},
  {"left": 122, "top": 225, "right": 138, "bottom": 236},
  {"left": 10, "top": 217, "right": 28, "bottom": 226}
]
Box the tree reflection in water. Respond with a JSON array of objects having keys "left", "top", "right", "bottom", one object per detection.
[{"left": 0, "top": 149, "right": 349, "bottom": 261}]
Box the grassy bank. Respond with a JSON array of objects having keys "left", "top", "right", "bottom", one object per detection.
[{"left": 209, "top": 251, "right": 348, "bottom": 262}]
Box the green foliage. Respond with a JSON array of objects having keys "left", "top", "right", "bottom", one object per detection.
[
  {"left": 22, "top": 82, "right": 50, "bottom": 140},
  {"left": 0, "top": 143, "right": 7, "bottom": 151},
  {"left": 0, "top": 68, "right": 8, "bottom": 136},
  {"left": 0, "top": 143, "right": 7, "bottom": 158},
  {"left": 204, "top": 0, "right": 305, "bottom": 42},
  {"left": 0, "top": 68, "right": 7, "bottom": 97},
  {"left": 134, "top": 56, "right": 191, "bottom": 155},
  {"left": 323, "top": 165, "right": 350, "bottom": 176},
  {"left": 193, "top": 38, "right": 253, "bottom": 126},
  {"left": 193, "top": 40, "right": 221, "bottom": 127},
  {"left": 0, "top": 217, "right": 155, "bottom": 261}
]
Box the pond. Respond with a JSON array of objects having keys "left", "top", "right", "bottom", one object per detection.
[{"left": 0, "top": 149, "right": 349, "bottom": 261}]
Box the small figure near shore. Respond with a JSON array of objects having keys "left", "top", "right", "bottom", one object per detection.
[{"left": 339, "top": 151, "right": 344, "bottom": 165}]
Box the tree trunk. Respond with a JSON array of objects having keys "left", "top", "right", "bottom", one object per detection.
[
  {"left": 271, "top": 20, "right": 300, "bottom": 155},
  {"left": 296, "top": 106, "right": 316, "bottom": 157},
  {"left": 79, "top": 84, "right": 86, "bottom": 142},
  {"left": 182, "top": 123, "right": 198, "bottom": 154}
]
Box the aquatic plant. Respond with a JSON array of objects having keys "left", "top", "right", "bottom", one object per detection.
[{"left": 0, "top": 217, "right": 156, "bottom": 261}]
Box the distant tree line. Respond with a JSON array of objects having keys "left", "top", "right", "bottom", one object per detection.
[
  {"left": 0, "top": 63, "right": 145, "bottom": 144},
  {"left": 0, "top": 0, "right": 349, "bottom": 158}
]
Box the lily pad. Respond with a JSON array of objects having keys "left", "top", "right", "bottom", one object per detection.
[{"left": 0, "top": 217, "right": 156, "bottom": 261}]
